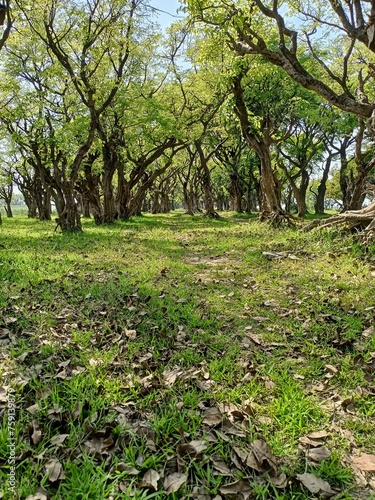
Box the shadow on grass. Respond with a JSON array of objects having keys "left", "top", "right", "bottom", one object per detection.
[
  {"left": 1, "top": 214, "right": 373, "bottom": 499},
  {"left": 0, "top": 213, "right": 248, "bottom": 254}
]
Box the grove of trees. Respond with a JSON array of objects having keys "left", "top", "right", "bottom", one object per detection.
[{"left": 0, "top": 0, "right": 375, "bottom": 238}]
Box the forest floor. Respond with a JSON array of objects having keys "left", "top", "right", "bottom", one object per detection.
[{"left": 0, "top": 212, "right": 375, "bottom": 500}]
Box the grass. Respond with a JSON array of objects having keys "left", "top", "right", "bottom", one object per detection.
[{"left": 0, "top": 212, "right": 375, "bottom": 499}]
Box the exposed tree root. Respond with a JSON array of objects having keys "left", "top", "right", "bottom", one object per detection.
[
  {"left": 302, "top": 201, "right": 375, "bottom": 244},
  {"left": 204, "top": 211, "right": 221, "bottom": 219},
  {"left": 260, "top": 210, "right": 296, "bottom": 227}
]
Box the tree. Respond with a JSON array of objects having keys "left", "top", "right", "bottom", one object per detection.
[
  {"left": 231, "top": 62, "right": 302, "bottom": 223},
  {"left": 0, "top": 166, "right": 13, "bottom": 217},
  {"left": 184, "top": 0, "right": 375, "bottom": 239},
  {"left": 10, "top": 0, "right": 146, "bottom": 230},
  {"left": 277, "top": 116, "right": 325, "bottom": 218}
]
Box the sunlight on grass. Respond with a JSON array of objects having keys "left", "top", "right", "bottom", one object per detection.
[{"left": 1, "top": 214, "right": 375, "bottom": 499}]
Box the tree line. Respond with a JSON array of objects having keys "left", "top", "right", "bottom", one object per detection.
[{"left": 0, "top": 0, "right": 374, "bottom": 235}]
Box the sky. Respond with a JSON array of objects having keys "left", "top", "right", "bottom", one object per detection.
[{"left": 149, "top": 0, "right": 183, "bottom": 29}]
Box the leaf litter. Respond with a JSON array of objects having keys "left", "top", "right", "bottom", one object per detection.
[{"left": 2, "top": 224, "right": 375, "bottom": 499}]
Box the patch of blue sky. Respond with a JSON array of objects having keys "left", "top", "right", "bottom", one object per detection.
[{"left": 148, "top": 0, "right": 184, "bottom": 30}]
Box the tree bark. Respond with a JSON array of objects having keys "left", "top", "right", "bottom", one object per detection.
[
  {"left": 195, "top": 140, "right": 219, "bottom": 218},
  {"left": 101, "top": 140, "right": 118, "bottom": 223},
  {"left": 82, "top": 197, "right": 90, "bottom": 218},
  {"left": 27, "top": 198, "right": 38, "bottom": 218},
  {"left": 79, "top": 156, "right": 102, "bottom": 224},
  {"left": 289, "top": 169, "right": 309, "bottom": 218},
  {"left": 258, "top": 146, "right": 283, "bottom": 221},
  {"left": 314, "top": 154, "right": 333, "bottom": 215},
  {"left": 36, "top": 187, "right": 51, "bottom": 221},
  {"left": 3, "top": 201, "right": 12, "bottom": 218},
  {"left": 229, "top": 172, "right": 243, "bottom": 212},
  {"left": 0, "top": 183, "right": 13, "bottom": 218}
]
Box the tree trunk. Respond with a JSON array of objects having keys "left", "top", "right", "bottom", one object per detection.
[
  {"left": 202, "top": 170, "right": 217, "bottom": 217},
  {"left": 82, "top": 197, "right": 91, "bottom": 218},
  {"left": 232, "top": 192, "right": 243, "bottom": 212},
  {"left": 102, "top": 169, "right": 116, "bottom": 223},
  {"left": 54, "top": 183, "right": 82, "bottom": 232},
  {"left": 229, "top": 173, "right": 243, "bottom": 212},
  {"left": 346, "top": 172, "right": 367, "bottom": 211},
  {"left": 117, "top": 163, "right": 131, "bottom": 220},
  {"left": 33, "top": 172, "right": 51, "bottom": 220},
  {"left": 258, "top": 147, "right": 284, "bottom": 222},
  {"left": 28, "top": 199, "right": 38, "bottom": 218},
  {"left": 151, "top": 191, "right": 161, "bottom": 214},
  {"left": 195, "top": 141, "right": 218, "bottom": 218},
  {"left": 128, "top": 186, "right": 148, "bottom": 217},
  {"left": 292, "top": 169, "right": 309, "bottom": 218},
  {"left": 284, "top": 186, "right": 293, "bottom": 213},
  {"left": 4, "top": 201, "right": 12, "bottom": 218},
  {"left": 160, "top": 193, "right": 171, "bottom": 213},
  {"left": 244, "top": 190, "right": 252, "bottom": 213},
  {"left": 216, "top": 197, "right": 224, "bottom": 211},
  {"left": 314, "top": 154, "right": 333, "bottom": 215},
  {"left": 19, "top": 188, "right": 37, "bottom": 218},
  {"left": 339, "top": 144, "right": 351, "bottom": 211},
  {"left": 80, "top": 158, "right": 102, "bottom": 224},
  {"left": 1, "top": 183, "right": 13, "bottom": 217},
  {"left": 39, "top": 190, "right": 51, "bottom": 220},
  {"left": 183, "top": 182, "right": 195, "bottom": 215}
]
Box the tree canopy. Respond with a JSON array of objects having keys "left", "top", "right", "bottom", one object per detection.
[{"left": 0, "top": 0, "right": 374, "bottom": 237}]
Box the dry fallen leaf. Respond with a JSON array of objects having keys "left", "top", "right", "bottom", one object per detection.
[
  {"left": 297, "top": 472, "right": 336, "bottom": 497},
  {"left": 50, "top": 434, "right": 69, "bottom": 446},
  {"left": 163, "top": 367, "right": 181, "bottom": 386},
  {"left": 352, "top": 453, "right": 375, "bottom": 471},
  {"left": 324, "top": 364, "right": 338, "bottom": 374},
  {"left": 232, "top": 441, "right": 277, "bottom": 474},
  {"left": 269, "top": 473, "right": 288, "bottom": 489},
  {"left": 83, "top": 436, "right": 114, "bottom": 454},
  {"left": 138, "top": 469, "right": 160, "bottom": 491},
  {"left": 26, "top": 404, "right": 39, "bottom": 415},
  {"left": 177, "top": 440, "right": 207, "bottom": 458},
  {"left": 262, "top": 252, "right": 286, "bottom": 260},
  {"left": 307, "top": 431, "right": 329, "bottom": 440},
  {"left": 251, "top": 439, "right": 278, "bottom": 472},
  {"left": 45, "top": 459, "right": 64, "bottom": 482},
  {"left": 306, "top": 446, "right": 332, "bottom": 462},
  {"left": 25, "top": 487, "right": 48, "bottom": 500},
  {"left": 125, "top": 329, "right": 137, "bottom": 339},
  {"left": 202, "top": 407, "right": 222, "bottom": 426},
  {"left": 0, "top": 387, "right": 8, "bottom": 403},
  {"left": 31, "top": 420, "right": 42, "bottom": 445},
  {"left": 212, "top": 460, "right": 232, "bottom": 475},
  {"left": 299, "top": 436, "right": 324, "bottom": 447},
  {"left": 163, "top": 472, "right": 187, "bottom": 494},
  {"left": 219, "top": 479, "right": 252, "bottom": 500},
  {"left": 243, "top": 332, "right": 263, "bottom": 346},
  {"left": 115, "top": 463, "right": 140, "bottom": 475}
]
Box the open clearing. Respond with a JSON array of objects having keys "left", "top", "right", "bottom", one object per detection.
[{"left": 1, "top": 214, "right": 375, "bottom": 499}]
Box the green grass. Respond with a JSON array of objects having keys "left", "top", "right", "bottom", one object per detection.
[{"left": 0, "top": 213, "right": 375, "bottom": 499}]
